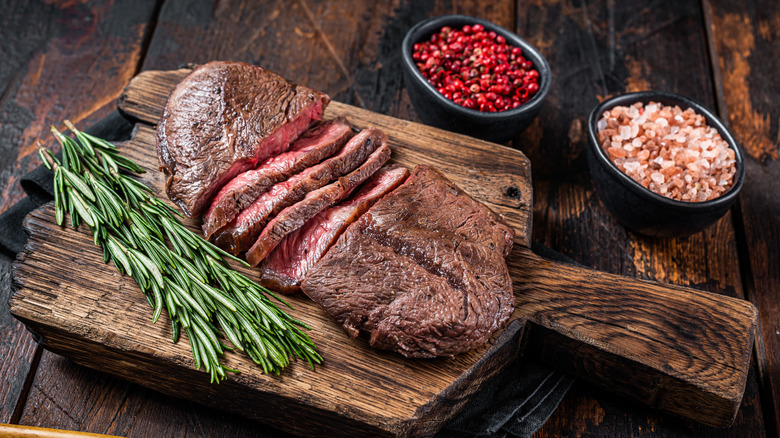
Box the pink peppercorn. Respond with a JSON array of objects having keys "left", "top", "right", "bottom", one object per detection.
[{"left": 412, "top": 24, "right": 541, "bottom": 112}]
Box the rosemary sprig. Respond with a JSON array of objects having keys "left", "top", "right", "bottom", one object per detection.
[{"left": 39, "top": 121, "right": 322, "bottom": 382}]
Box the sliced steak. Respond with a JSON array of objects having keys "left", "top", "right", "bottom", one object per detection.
[
  {"left": 157, "top": 61, "right": 330, "bottom": 217},
  {"left": 247, "top": 144, "right": 391, "bottom": 267},
  {"left": 202, "top": 118, "right": 353, "bottom": 239},
  {"left": 259, "top": 165, "right": 409, "bottom": 293},
  {"left": 301, "top": 165, "right": 515, "bottom": 358},
  {"left": 213, "top": 128, "right": 386, "bottom": 254}
]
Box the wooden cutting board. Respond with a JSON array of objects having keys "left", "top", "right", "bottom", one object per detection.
[{"left": 10, "top": 68, "right": 757, "bottom": 437}]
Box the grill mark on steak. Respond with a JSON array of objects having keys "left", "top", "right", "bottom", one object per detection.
[
  {"left": 212, "top": 128, "right": 385, "bottom": 254},
  {"left": 360, "top": 223, "right": 466, "bottom": 293},
  {"left": 202, "top": 117, "right": 353, "bottom": 239},
  {"left": 259, "top": 164, "right": 409, "bottom": 294},
  {"left": 364, "top": 166, "right": 514, "bottom": 257},
  {"left": 301, "top": 165, "right": 515, "bottom": 358},
  {"left": 156, "top": 61, "right": 329, "bottom": 217},
  {"left": 246, "top": 143, "right": 391, "bottom": 267},
  {"left": 302, "top": 230, "right": 512, "bottom": 357}
]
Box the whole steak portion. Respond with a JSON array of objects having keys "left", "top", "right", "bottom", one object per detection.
[
  {"left": 157, "top": 61, "right": 330, "bottom": 217},
  {"left": 301, "top": 165, "right": 516, "bottom": 358}
]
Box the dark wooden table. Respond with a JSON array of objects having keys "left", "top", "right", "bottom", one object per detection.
[{"left": 1, "top": 1, "right": 777, "bottom": 437}]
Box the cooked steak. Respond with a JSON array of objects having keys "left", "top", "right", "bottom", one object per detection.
[
  {"left": 260, "top": 165, "right": 409, "bottom": 293},
  {"left": 374, "top": 165, "right": 515, "bottom": 258},
  {"left": 202, "top": 118, "right": 353, "bottom": 239},
  {"left": 247, "top": 144, "right": 391, "bottom": 267},
  {"left": 157, "top": 61, "right": 330, "bottom": 217},
  {"left": 213, "top": 128, "right": 386, "bottom": 254},
  {"left": 301, "top": 165, "right": 515, "bottom": 358}
]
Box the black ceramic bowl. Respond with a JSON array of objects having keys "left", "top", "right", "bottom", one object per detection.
[
  {"left": 401, "top": 15, "right": 551, "bottom": 143},
  {"left": 587, "top": 91, "right": 745, "bottom": 237}
]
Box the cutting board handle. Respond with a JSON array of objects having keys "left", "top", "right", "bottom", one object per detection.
[{"left": 510, "top": 247, "right": 757, "bottom": 427}]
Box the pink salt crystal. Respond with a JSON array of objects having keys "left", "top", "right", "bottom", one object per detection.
[
  {"left": 624, "top": 161, "right": 640, "bottom": 173},
  {"left": 608, "top": 146, "right": 627, "bottom": 158},
  {"left": 702, "top": 148, "right": 717, "bottom": 159},
  {"left": 596, "top": 101, "right": 736, "bottom": 202},
  {"left": 661, "top": 166, "right": 679, "bottom": 178}
]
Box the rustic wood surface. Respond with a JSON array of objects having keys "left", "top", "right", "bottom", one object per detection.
[
  {"left": 0, "top": 0, "right": 777, "bottom": 437},
  {"left": 707, "top": 1, "right": 780, "bottom": 436},
  {"left": 0, "top": 0, "right": 159, "bottom": 425},
  {"left": 0, "top": 423, "right": 122, "bottom": 438},
  {"left": 8, "top": 67, "right": 762, "bottom": 434},
  {"left": 11, "top": 104, "right": 539, "bottom": 438}
]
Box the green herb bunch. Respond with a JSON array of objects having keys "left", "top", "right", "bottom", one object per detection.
[{"left": 39, "top": 121, "right": 321, "bottom": 382}]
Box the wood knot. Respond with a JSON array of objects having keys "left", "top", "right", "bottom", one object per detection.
[{"left": 504, "top": 186, "right": 522, "bottom": 201}]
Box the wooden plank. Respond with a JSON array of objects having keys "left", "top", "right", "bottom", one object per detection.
[
  {"left": 7, "top": 1, "right": 766, "bottom": 435},
  {"left": 16, "top": 352, "right": 293, "bottom": 438},
  {"left": 16, "top": 1, "right": 522, "bottom": 435},
  {"left": 706, "top": 0, "right": 780, "bottom": 436},
  {"left": 9, "top": 68, "right": 760, "bottom": 435},
  {"left": 0, "top": 0, "right": 158, "bottom": 423},
  {"left": 10, "top": 115, "right": 533, "bottom": 437},
  {"left": 137, "top": 0, "right": 515, "bottom": 111},
  {"left": 0, "top": 261, "right": 37, "bottom": 423},
  {"left": 509, "top": 0, "right": 767, "bottom": 436},
  {"left": 0, "top": 423, "right": 122, "bottom": 437}
]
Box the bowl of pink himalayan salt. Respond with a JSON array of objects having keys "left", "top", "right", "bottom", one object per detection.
[{"left": 587, "top": 91, "right": 744, "bottom": 237}]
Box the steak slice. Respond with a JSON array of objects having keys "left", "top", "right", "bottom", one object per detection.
[
  {"left": 301, "top": 165, "right": 515, "bottom": 358},
  {"left": 157, "top": 61, "right": 330, "bottom": 217},
  {"left": 202, "top": 118, "right": 353, "bottom": 239},
  {"left": 213, "top": 128, "right": 386, "bottom": 254},
  {"left": 259, "top": 164, "right": 409, "bottom": 294},
  {"left": 247, "top": 144, "right": 391, "bottom": 267}
]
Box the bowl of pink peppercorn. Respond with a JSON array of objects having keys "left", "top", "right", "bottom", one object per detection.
[
  {"left": 402, "top": 15, "right": 551, "bottom": 143},
  {"left": 587, "top": 91, "right": 745, "bottom": 237}
]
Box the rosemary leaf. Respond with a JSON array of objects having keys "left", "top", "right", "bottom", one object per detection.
[{"left": 40, "top": 124, "right": 322, "bottom": 381}]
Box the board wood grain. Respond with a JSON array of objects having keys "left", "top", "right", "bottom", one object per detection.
[
  {"left": 707, "top": 0, "right": 780, "bottom": 434},
  {"left": 9, "top": 69, "right": 760, "bottom": 436},
  {"left": 511, "top": 0, "right": 767, "bottom": 436},
  {"left": 0, "top": 0, "right": 160, "bottom": 424}
]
